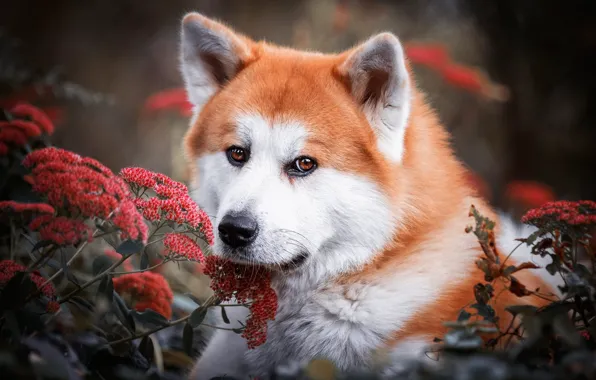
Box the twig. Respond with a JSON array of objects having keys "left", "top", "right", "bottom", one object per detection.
[
  {"left": 109, "top": 259, "right": 170, "bottom": 275},
  {"left": 105, "top": 295, "right": 219, "bottom": 346}
]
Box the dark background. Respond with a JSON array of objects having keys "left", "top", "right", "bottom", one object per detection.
[{"left": 2, "top": 0, "right": 594, "bottom": 209}]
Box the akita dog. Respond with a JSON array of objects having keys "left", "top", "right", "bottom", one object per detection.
[{"left": 179, "top": 12, "right": 561, "bottom": 379}]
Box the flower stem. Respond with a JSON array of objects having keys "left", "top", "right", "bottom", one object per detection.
[
  {"left": 109, "top": 259, "right": 170, "bottom": 275},
  {"left": 59, "top": 251, "right": 135, "bottom": 304},
  {"left": 59, "top": 223, "right": 165, "bottom": 304},
  {"left": 105, "top": 295, "right": 220, "bottom": 346}
]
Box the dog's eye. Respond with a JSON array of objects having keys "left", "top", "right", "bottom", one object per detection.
[
  {"left": 226, "top": 146, "right": 248, "bottom": 166},
  {"left": 288, "top": 156, "right": 317, "bottom": 176}
]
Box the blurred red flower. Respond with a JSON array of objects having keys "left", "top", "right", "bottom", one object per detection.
[{"left": 113, "top": 271, "right": 174, "bottom": 319}]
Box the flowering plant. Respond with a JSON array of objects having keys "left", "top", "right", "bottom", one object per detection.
[{"left": 0, "top": 102, "right": 278, "bottom": 379}]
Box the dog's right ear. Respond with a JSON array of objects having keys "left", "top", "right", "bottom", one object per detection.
[{"left": 180, "top": 13, "right": 254, "bottom": 110}]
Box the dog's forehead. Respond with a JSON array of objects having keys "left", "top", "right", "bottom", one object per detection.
[{"left": 235, "top": 114, "right": 308, "bottom": 161}]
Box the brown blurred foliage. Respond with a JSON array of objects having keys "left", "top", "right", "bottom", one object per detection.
[{"left": 1, "top": 0, "right": 594, "bottom": 209}]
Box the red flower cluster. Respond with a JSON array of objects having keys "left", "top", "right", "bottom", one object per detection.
[
  {"left": 141, "top": 88, "right": 193, "bottom": 117},
  {"left": 405, "top": 43, "right": 509, "bottom": 102},
  {"left": 120, "top": 167, "right": 213, "bottom": 245},
  {"left": 0, "top": 260, "right": 55, "bottom": 299},
  {"left": 522, "top": 200, "right": 596, "bottom": 227},
  {"left": 505, "top": 181, "right": 555, "bottom": 210},
  {"left": 10, "top": 103, "right": 55, "bottom": 134},
  {"left": 23, "top": 148, "right": 148, "bottom": 243},
  {"left": 203, "top": 256, "right": 278, "bottom": 348},
  {"left": 0, "top": 200, "right": 55, "bottom": 215},
  {"left": 163, "top": 233, "right": 205, "bottom": 262},
  {"left": 29, "top": 215, "right": 92, "bottom": 246},
  {"left": 113, "top": 272, "right": 174, "bottom": 319},
  {"left": 0, "top": 103, "right": 54, "bottom": 154}
]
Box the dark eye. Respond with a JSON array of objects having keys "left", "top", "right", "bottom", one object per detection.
[
  {"left": 226, "top": 146, "right": 248, "bottom": 166},
  {"left": 288, "top": 156, "right": 317, "bottom": 176}
]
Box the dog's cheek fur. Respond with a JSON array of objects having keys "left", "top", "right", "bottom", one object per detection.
[{"left": 306, "top": 168, "right": 395, "bottom": 276}]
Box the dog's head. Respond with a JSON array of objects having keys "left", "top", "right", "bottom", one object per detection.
[{"left": 179, "top": 13, "right": 413, "bottom": 276}]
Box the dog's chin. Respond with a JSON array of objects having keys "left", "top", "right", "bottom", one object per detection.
[
  {"left": 215, "top": 246, "right": 309, "bottom": 273},
  {"left": 270, "top": 253, "right": 310, "bottom": 273}
]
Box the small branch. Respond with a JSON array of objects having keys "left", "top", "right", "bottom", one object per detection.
[
  {"left": 500, "top": 241, "right": 524, "bottom": 268},
  {"left": 60, "top": 216, "right": 165, "bottom": 304},
  {"left": 105, "top": 295, "right": 220, "bottom": 346},
  {"left": 27, "top": 245, "right": 58, "bottom": 270},
  {"left": 200, "top": 323, "right": 241, "bottom": 332},
  {"left": 110, "top": 259, "right": 170, "bottom": 275},
  {"left": 59, "top": 251, "right": 135, "bottom": 304}
]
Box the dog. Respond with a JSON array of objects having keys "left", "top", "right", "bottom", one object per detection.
[{"left": 178, "top": 12, "right": 562, "bottom": 379}]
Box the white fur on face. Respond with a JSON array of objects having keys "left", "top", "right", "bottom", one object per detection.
[{"left": 190, "top": 113, "right": 396, "bottom": 277}]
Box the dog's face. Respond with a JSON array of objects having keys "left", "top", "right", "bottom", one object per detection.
[{"left": 180, "top": 14, "right": 413, "bottom": 276}]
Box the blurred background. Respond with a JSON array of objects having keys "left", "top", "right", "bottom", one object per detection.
[{"left": 1, "top": 0, "right": 595, "bottom": 214}]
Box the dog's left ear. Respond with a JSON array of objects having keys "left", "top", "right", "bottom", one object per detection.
[
  {"left": 336, "top": 33, "right": 412, "bottom": 162},
  {"left": 180, "top": 12, "right": 254, "bottom": 111}
]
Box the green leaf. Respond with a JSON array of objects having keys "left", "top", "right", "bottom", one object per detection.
[
  {"left": 221, "top": 306, "right": 230, "bottom": 324},
  {"left": 132, "top": 309, "right": 169, "bottom": 329},
  {"left": 140, "top": 251, "right": 149, "bottom": 270},
  {"left": 521, "top": 230, "right": 541, "bottom": 245},
  {"left": 138, "top": 336, "right": 154, "bottom": 364},
  {"left": 112, "top": 292, "right": 135, "bottom": 332},
  {"left": 457, "top": 310, "right": 471, "bottom": 322},
  {"left": 503, "top": 265, "right": 517, "bottom": 276},
  {"left": 68, "top": 296, "right": 95, "bottom": 313},
  {"left": 97, "top": 275, "right": 114, "bottom": 304},
  {"left": 116, "top": 239, "right": 145, "bottom": 255},
  {"left": 183, "top": 323, "right": 194, "bottom": 356},
  {"left": 189, "top": 306, "right": 208, "bottom": 327},
  {"left": 473, "top": 283, "right": 494, "bottom": 305},
  {"left": 92, "top": 255, "right": 114, "bottom": 276},
  {"left": 470, "top": 303, "right": 496, "bottom": 322},
  {"left": 31, "top": 240, "right": 52, "bottom": 252}
]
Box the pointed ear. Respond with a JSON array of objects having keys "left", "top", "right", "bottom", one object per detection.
[
  {"left": 336, "top": 33, "right": 412, "bottom": 162},
  {"left": 179, "top": 12, "right": 254, "bottom": 110}
]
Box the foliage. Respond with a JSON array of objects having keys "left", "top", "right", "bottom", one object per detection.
[{"left": 0, "top": 102, "right": 278, "bottom": 379}]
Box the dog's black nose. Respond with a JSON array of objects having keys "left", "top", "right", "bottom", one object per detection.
[{"left": 218, "top": 213, "right": 258, "bottom": 248}]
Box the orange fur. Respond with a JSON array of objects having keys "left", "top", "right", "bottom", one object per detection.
[{"left": 182, "top": 16, "right": 556, "bottom": 359}]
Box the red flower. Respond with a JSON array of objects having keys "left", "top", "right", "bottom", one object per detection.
[
  {"left": 112, "top": 200, "right": 149, "bottom": 243},
  {"left": 10, "top": 103, "right": 55, "bottom": 134},
  {"left": 24, "top": 148, "right": 148, "bottom": 243},
  {"left": 0, "top": 260, "right": 55, "bottom": 298},
  {"left": 522, "top": 200, "right": 596, "bottom": 227},
  {"left": 29, "top": 215, "right": 93, "bottom": 246},
  {"left": 405, "top": 43, "right": 449, "bottom": 70},
  {"left": 120, "top": 167, "right": 158, "bottom": 189},
  {"left": 0, "top": 120, "right": 42, "bottom": 138},
  {"left": 0, "top": 142, "right": 7, "bottom": 156},
  {"left": 141, "top": 88, "right": 193, "bottom": 117},
  {"left": 0, "top": 200, "right": 55, "bottom": 215},
  {"left": 203, "top": 256, "right": 278, "bottom": 349},
  {"left": 113, "top": 272, "right": 174, "bottom": 319},
  {"left": 121, "top": 167, "right": 213, "bottom": 244},
  {"left": 0, "top": 128, "right": 28, "bottom": 146},
  {"left": 505, "top": 181, "right": 556, "bottom": 210},
  {"left": 163, "top": 233, "right": 204, "bottom": 262}
]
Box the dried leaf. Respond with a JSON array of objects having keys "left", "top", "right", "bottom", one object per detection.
[{"left": 509, "top": 276, "right": 531, "bottom": 297}]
